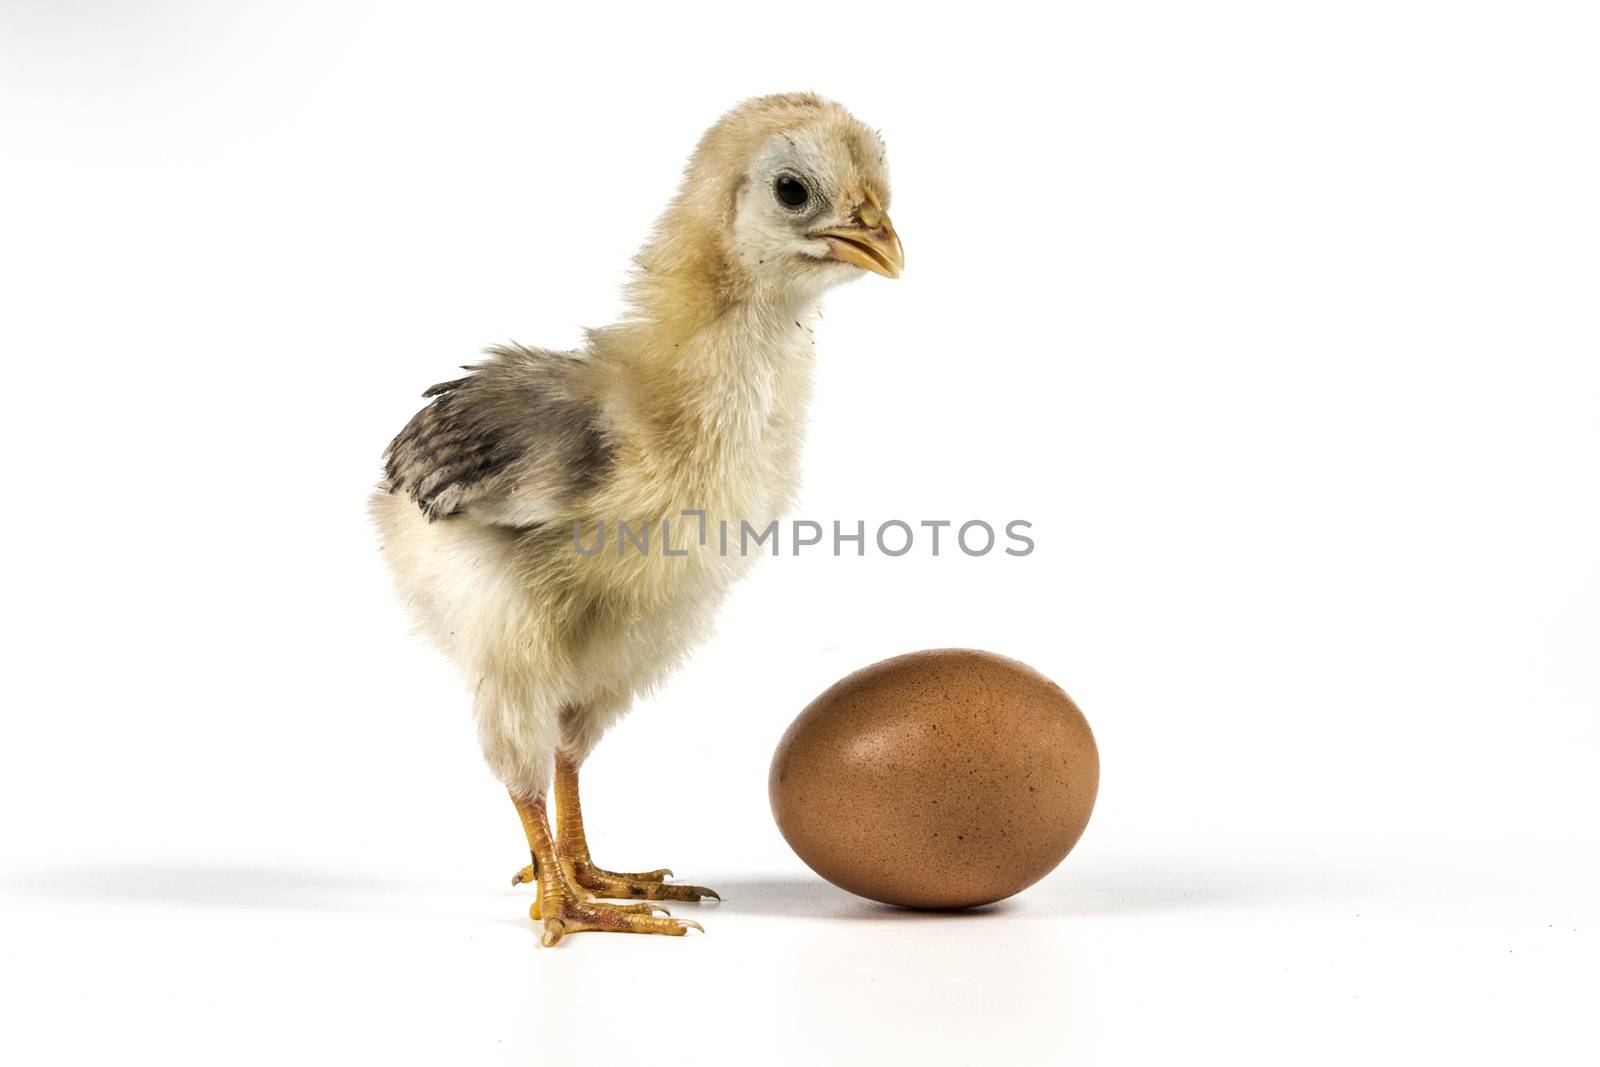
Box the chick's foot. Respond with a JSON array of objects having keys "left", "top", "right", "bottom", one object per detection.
[
  {"left": 512, "top": 859, "right": 670, "bottom": 889},
  {"left": 511, "top": 791, "right": 702, "bottom": 945},
  {"left": 551, "top": 753, "right": 720, "bottom": 903},
  {"left": 531, "top": 888, "right": 700, "bottom": 946},
  {"left": 567, "top": 859, "right": 720, "bottom": 903}
]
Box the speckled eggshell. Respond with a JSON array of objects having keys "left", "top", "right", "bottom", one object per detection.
[{"left": 769, "top": 649, "right": 1098, "bottom": 909}]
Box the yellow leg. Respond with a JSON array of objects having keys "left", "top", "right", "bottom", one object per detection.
[
  {"left": 549, "top": 752, "right": 720, "bottom": 903},
  {"left": 509, "top": 791, "right": 700, "bottom": 945}
]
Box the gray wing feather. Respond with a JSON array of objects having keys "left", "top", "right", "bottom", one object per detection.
[{"left": 382, "top": 345, "right": 611, "bottom": 524}]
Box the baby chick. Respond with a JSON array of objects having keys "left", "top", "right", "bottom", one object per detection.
[{"left": 372, "top": 93, "right": 901, "bottom": 944}]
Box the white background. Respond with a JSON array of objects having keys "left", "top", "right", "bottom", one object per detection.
[{"left": 2, "top": 2, "right": 1596, "bottom": 1064}]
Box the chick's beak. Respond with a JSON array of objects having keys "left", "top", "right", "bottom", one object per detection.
[{"left": 814, "top": 190, "right": 904, "bottom": 279}]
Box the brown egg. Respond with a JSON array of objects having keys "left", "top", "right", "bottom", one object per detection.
[{"left": 769, "top": 649, "right": 1098, "bottom": 909}]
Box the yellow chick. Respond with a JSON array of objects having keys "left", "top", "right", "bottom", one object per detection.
[{"left": 372, "top": 93, "right": 902, "bottom": 944}]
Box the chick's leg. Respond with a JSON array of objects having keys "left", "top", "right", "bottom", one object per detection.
[
  {"left": 509, "top": 791, "right": 698, "bottom": 945},
  {"left": 551, "top": 752, "right": 720, "bottom": 903}
]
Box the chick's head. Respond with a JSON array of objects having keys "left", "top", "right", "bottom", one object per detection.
[{"left": 655, "top": 93, "right": 902, "bottom": 302}]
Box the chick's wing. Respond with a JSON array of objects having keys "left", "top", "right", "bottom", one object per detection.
[{"left": 382, "top": 345, "right": 610, "bottom": 526}]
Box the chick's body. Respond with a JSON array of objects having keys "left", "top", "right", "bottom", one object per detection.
[
  {"left": 371, "top": 302, "right": 816, "bottom": 789},
  {"left": 371, "top": 94, "right": 900, "bottom": 943}
]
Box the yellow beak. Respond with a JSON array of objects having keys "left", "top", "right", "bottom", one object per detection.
[{"left": 813, "top": 189, "right": 904, "bottom": 279}]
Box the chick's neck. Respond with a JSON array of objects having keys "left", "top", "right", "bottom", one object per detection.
[{"left": 593, "top": 265, "right": 821, "bottom": 465}]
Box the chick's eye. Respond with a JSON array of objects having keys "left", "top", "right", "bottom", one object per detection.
[{"left": 774, "top": 175, "right": 809, "bottom": 209}]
